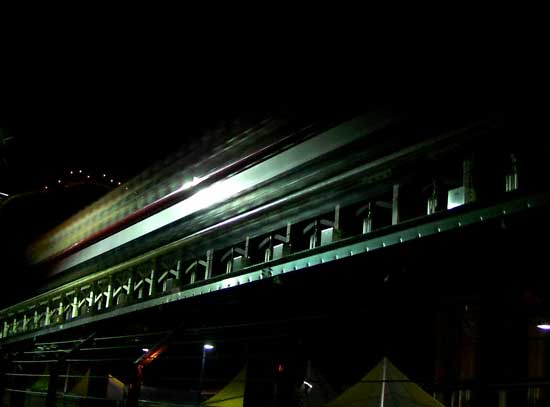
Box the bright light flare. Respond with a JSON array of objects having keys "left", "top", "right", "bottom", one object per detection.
[
  {"left": 178, "top": 176, "right": 202, "bottom": 192},
  {"left": 203, "top": 344, "right": 214, "bottom": 350},
  {"left": 537, "top": 324, "right": 550, "bottom": 330}
]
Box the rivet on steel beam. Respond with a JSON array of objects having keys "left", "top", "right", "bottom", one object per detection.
[
  {"left": 458, "top": 222, "right": 462, "bottom": 227},
  {"left": 437, "top": 227, "right": 441, "bottom": 232},
  {"left": 399, "top": 237, "right": 403, "bottom": 243},
  {"left": 382, "top": 242, "right": 386, "bottom": 247},
  {"left": 418, "top": 233, "right": 422, "bottom": 238}
]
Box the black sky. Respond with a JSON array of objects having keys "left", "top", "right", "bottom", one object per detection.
[
  {"left": 2, "top": 125, "right": 193, "bottom": 189},
  {"left": 1, "top": 46, "right": 522, "bottom": 197},
  {"left": 0, "top": 55, "right": 523, "bottom": 260}
]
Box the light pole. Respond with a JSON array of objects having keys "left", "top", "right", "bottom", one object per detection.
[{"left": 199, "top": 343, "right": 214, "bottom": 399}]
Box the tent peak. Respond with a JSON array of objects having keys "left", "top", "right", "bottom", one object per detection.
[{"left": 324, "top": 359, "right": 446, "bottom": 407}]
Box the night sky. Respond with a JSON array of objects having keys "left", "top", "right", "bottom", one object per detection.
[
  {"left": 0, "top": 52, "right": 517, "bottom": 196},
  {"left": 0, "top": 82, "right": 513, "bottom": 253}
]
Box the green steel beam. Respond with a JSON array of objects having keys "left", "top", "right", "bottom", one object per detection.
[{"left": 0, "top": 192, "right": 545, "bottom": 345}]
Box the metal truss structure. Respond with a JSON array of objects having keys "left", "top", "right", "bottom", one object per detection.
[{"left": 0, "top": 112, "right": 540, "bottom": 345}]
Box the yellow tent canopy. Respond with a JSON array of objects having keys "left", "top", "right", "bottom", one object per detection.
[
  {"left": 29, "top": 367, "right": 49, "bottom": 392},
  {"left": 70, "top": 368, "right": 90, "bottom": 396},
  {"left": 201, "top": 366, "right": 246, "bottom": 407},
  {"left": 325, "top": 358, "right": 446, "bottom": 407}
]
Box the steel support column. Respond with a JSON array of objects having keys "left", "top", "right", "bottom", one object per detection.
[
  {"left": 45, "top": 333, "right": 96, "bottom": 407},
  {"left": 126, "top": 364, "right": 143, "bottom": 407}
]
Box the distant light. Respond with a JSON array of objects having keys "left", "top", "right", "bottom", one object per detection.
[
  {"left": 70, "top": 170, "right": 74, "bottom": 175},
  {"left": 44, "top": 186, "right": 48, "bottom": 190},
  {"left": 537, "top": 324, "right": 550, "bottom": 330},
  {"left": 304, "top": 380, "right": 313, "bottom": 389},
  {"left": 87, "top": 175, "right": 90, "bottom": 179},
  {"left": 203, "top": 344, "right": 214, "bottom": 350},
  {"left": 118, "top": 182, "right": 121, "bottom": 185},
  {"left": 103, "top": 174, "right": 106, "bottom": 177},
  {"left": 79, "top": 170, "right": 82, "bottom": 174},
  {"left": 110, "top": 179, "right": 114, "bottom": 183},
  {"left": 0, "top": 192, "right": 8, "bottom": 197},
  {"left": 58, "top": 180, "right": 62, "bottom": 183},
  {"left": 142, "top": 348, "right": 149, "bottom": 352}
]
